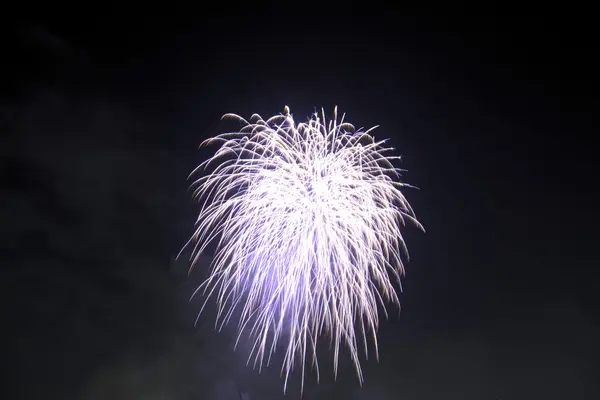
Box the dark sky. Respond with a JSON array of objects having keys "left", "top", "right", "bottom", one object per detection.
[{"left": 3, "top": 13, "right": 598, "bottom": 400}]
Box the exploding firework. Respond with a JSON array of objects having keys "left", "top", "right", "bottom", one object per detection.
[{"left": 182, "top": 106, "right": 423, "bottom": 392}]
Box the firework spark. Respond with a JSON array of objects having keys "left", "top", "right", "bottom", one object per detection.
[{"left": 182, "top": 106, "right": 423, "bottom": 392}]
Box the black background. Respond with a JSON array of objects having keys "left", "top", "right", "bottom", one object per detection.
[{"left": 3, "top": 12, "right": 598, "bottom": 400}]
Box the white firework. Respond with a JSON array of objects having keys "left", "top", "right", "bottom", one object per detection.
[{"left": 183, "top": 106, "right": 423, "bottom": 393}]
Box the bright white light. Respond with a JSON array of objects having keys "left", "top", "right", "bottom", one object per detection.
[{"left": 183, "top": 106, "right": 423, "bottom": 393}]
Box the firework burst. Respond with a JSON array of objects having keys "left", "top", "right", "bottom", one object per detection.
[{"left": 182, "top": 106, "right": 423, "bottom": 392}]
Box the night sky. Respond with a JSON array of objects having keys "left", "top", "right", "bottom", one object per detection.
[{"left": 3, "top": 14, "right": 598, "bottom": 400}]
